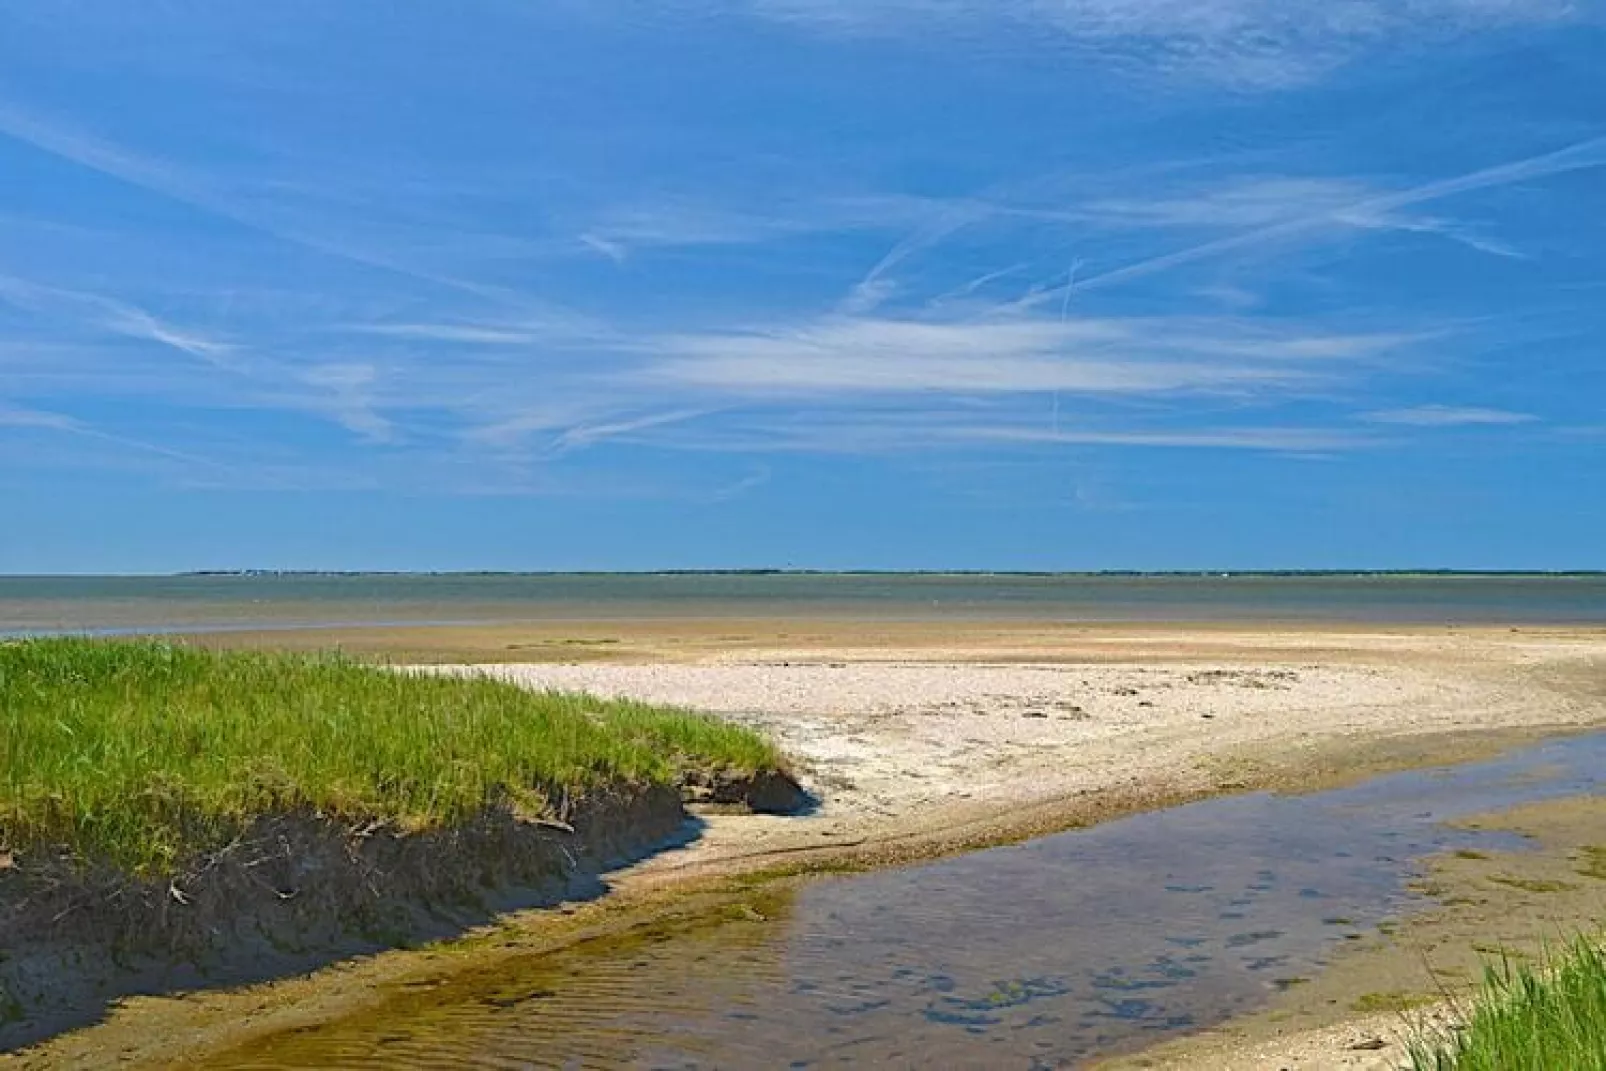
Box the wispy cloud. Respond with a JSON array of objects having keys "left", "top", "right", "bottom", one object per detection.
[
  {"left": 0, "top": 402, "right": 79, "bottom": 432},
  {"left": 843, "top": 196, "right": 1006, "bottom": 315},
  {"left": 0, "top": 5, "right": 1593, "bottom": 506},
  {"left": 581, "top": 203, "right": 821, "bottom": 250},
  {"left": 953, "top": 424, "right": 1373, "bottom": 452},
  {"left": 1019, "top": 135, "right": 1606, "bottom": 307},
  {"left": 740, "top": 0, "right": 1583, "bottom": 86},
  {"left": 592, "top": 405, "right": 1377, "bottom": 456},
  {"left": 465, "top": 407, "right": 599, "bottom": 451},
  {"left": 341, "top": 322, "right": 560, "bottom": 345},
  {"left": 0, "top": 268, "right": 490, "bottom": 452},
  {"left": 574, "top": 194, "right": 934, "bottom": 262},
  {"left": 1084, "top": 177, "right": 1523, "bottom": 257},
  {"left": 578, "top": 233, "right": 630, "bottom": 263},
  {"left": 549, "top": 409, "right": 716, "bottom": 454},
  {"left": 1362, "top": 404, "right": 1537, "bottom": 426},
  {"left": 300, "top": 363, "right": 396, "bottom": 443},
  {"left": 703, "top": 465, "right": 773, "bottom": 502},
  {"left": 646, "top": 314, "right": 1406, "bottom": 396},
  {"left": 336, "top": 305, "right": 619, "bottom": 350},
  {"left": 0, "top": 270, "right": 419, "bottom": 444},
  {"left": 0, "top": 96, "right": 557, "bottom": 310},
  {"left": 0, "top": 273, "right": 239, "bottom": 369},
  {"left": 842, "top": 147, "right": 1578, "bottom": 320},
  {"left": 0, "top": 400, "right": 225, "bottom": 469}
]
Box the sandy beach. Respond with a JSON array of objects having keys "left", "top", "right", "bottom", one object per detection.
[
  {"left": 443, "top": 624, "right": 1606, "bottom": 879},
  {"left": 15, "top": 622, "right": 1606, "bottom": 1070}
]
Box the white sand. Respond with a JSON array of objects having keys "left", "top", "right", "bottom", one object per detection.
[{"left": 453, "top": 630, "right": 1604, "bottom": 873}]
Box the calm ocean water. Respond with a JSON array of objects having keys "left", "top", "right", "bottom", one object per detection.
[{"left": 1, "top": 574, "right": 1603, "bottom": 634}]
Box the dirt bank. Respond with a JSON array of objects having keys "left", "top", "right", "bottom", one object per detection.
[
  {"left": 11, "top": 625, "right": 1606, "bottom": 1068},
  {"left": 0, "top": 772, "right": 803, "bottom": 1053}
]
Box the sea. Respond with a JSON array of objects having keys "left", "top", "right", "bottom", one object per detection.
[{"left": 1, "top": 573, "right": 1603, "bottom": 635}]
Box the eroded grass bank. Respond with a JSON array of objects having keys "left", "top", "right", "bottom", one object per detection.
[{"left": 0, "top": 638, "right": 794, "bottom": 1047}]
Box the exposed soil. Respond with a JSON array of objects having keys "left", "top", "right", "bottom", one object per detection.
[
  {"left": 682, "top": 768, "right": 818, "bottom": 815},
  {"left": 0, "top": 772, "right": 804, "bottom": 1052}
]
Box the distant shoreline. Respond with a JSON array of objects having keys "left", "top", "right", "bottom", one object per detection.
[
  {"left": 7, "top": 569, "right": 1606, "bottom": 580},
  {"left": 7, "top": 572, "right": 1606, "bottom": 637}
]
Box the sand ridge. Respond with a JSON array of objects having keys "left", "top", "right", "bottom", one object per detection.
[
  {"left": 453, "top": 630, "right": 1603, "bottom": 878},
  {"left": 465, "top": 660, "right": 1414, "bottom": 823}
]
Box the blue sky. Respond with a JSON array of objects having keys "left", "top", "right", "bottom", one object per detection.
[{"left": 1, "top": 1, "right": 1603, "bottom": 572}]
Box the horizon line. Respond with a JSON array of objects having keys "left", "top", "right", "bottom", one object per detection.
[{"left": 4, "top": 569, "right": 1605, "bottom": 580}]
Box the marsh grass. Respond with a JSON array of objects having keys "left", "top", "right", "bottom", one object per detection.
[
  {"left": 0, "top": 638, "right": 781, "bottom": 874},
  {"left": 1410, "top": 938, "right": 1606, "bottom": 1070}
]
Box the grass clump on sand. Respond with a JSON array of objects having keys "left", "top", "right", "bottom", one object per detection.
[
  {"left": 0, "top": 638, "right": 782, "bottom": 875},
  {"left": 1410, "top": 939, "right": 1606, "bottom": 1070}
]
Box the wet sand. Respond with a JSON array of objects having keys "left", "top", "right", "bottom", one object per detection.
[
  {"left": 11, "top": 622, "right": 1606, "bottom": 1069},
  {"left": 177, "top": 616, "right": 1606, "bottom": 665},
  {"left": 1110, "top": 792, "right": 1606, "bottom": 1070}
]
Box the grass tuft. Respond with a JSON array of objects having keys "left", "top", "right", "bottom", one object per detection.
[
  {"left": 1410, "top": 938, "right": 1606, "bottom": 1070},
  {"left": 0, "top": 638, "right": 782, "bottom": 874}
]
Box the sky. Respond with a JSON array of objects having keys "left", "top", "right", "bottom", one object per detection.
[{"left": 1, "top": 1, "right": 1603, "bottom": 573}]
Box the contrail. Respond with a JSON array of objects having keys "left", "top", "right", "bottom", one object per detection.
[
  {"left": 0, "top": 96, "right": 547, "bottom": 310},
  {"left": 0, "top": 402, "right": 229, "bottom": 470},
  {"left": 1019, "top": 134, "right": 1606, "bottom": 307}
]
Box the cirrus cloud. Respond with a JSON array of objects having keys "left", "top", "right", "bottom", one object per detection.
[
  {"left": 645, "top": 314, "right": 1410, "bottom": 397},
  {"left": 1362, "top": 404, "right": 1538, "bottom": 426},
  {"left": 738, "top": 0, "right": 1584, "bottom": 86}
]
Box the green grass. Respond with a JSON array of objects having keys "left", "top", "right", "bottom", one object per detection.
[
  {"left": 1410, "top": 939, "right": 1606, "bottom": 1070},
  {"left": 0, "top": 638, "right": 782, "bottom": 874}
]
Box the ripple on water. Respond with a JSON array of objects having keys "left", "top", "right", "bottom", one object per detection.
[{"left": 212, "top": 734, "right": 1606, "bottom": 1070}]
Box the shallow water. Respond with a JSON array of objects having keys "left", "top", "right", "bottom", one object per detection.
[
  {"left": 5, "top": 573, "right": 1606, "bottom": 634},
  {"left": 211, "top": 734, "right": 1606, "bottom": 1070}
]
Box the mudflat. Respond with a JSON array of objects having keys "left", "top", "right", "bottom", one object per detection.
[{"left": 13, "top": 622, "right": 1606, "bottom": 1069}]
